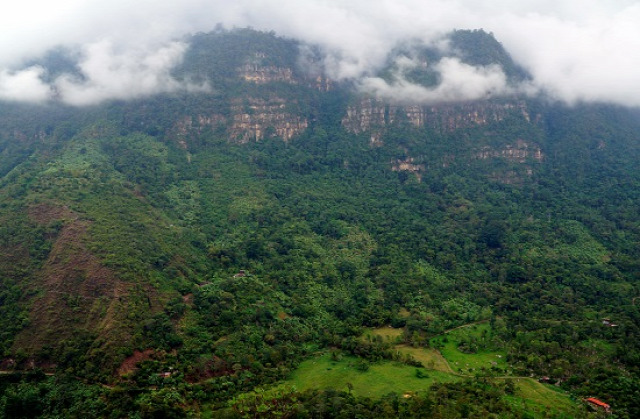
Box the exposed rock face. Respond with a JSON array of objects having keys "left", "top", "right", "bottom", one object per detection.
[
  {"left": 238, "top": 64, "right": 297, "bottom": 84},
  {"left": 475, "top": 139, "right": 544, "bottom": 163},
  {"left": 342, "top": 98, "right": 388, "bottom": 135},
  {"left": 171, "top": 114, "right": 228, "bottom": 149},
  {"left": 342, "top": 98, "right": 535, "bottom": 138},
  {"left": 238, "top": 61, "right": 333, "bottom": 91},
  {"left": 391, "top": 157, "right": 426, "bottom": 182},
  {"left": 229, "top": 98, "right": 308, "bottom": 143},
  {"left": 472, "top": 140, "right": 542, "bottom": 185},
  {"left": 342, "top": 98, "right": 542, "bottom": 183},
  {"left": 341, "top": 98, "right": 388, "bottom": 146},
  {"left": 237, "top": 49, "right": 334, "bottom": 90},
  {"left": 169, "top": 97, "right": 307, "bottom": 146},
  {"left": 167, "top": 51, "right": 332, "bottom": 147},
  {"left": 312, "top": 75, "right": 333, "bottom": 92}
]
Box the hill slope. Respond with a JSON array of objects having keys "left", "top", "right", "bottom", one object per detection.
[{"left": 1, "top": 28, "right": 640, "bottom": 417}]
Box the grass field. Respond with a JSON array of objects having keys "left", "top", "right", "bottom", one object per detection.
[
  {"left": 287, "top": 353, "right": 459, "bottom": 398},
  {"left": 502, "top": 378, "right": 586, "bottom": 418},
  {"left": 277, "top": 323, "right": 582, "bottom": 416},
  {"left": 430, "top": 323, "right": 509, "bottom": 375},
  {"left": 394, "top": 345, "right": 453, "bottom": 373},
  {"left": 365, "top": 324, "right": 507, "bottom": 375},
  {"left": 365, "top": 326, "right": 403, "bottom": 341},
  {"left": 282, "top": 353, "right": 582, "bottom": 417}
]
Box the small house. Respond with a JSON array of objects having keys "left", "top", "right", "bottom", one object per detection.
[{"left": 585, "top": 397, "right": 610, "bottom": 412}]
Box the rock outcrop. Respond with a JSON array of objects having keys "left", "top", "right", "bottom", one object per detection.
[
  {"left": 238, "top": 64, "right": 297, "bottom": 84},
  {"left": 475, "top": 139, "right": 544, "bottom": 163},
  {"left": 229, "top": 98, "right": 308, "bottom": 143},
  {"left": 342, "top": 98, "right": 535, "bottom": 141},
  {"left": 391, "top": 157, "right": 426, "bottom": 182},
  {"left": 169, "top": 97, "right": 308, "bottom": 145}
]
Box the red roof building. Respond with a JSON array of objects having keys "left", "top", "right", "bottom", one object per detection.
[{"left": 585, "top": 397, "right": 610, "bottom": 411}]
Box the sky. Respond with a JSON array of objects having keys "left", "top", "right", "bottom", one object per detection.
[{"left": 1, "top": 0, "right": 640, "bottom": 106}]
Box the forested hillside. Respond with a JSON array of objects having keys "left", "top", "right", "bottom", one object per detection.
[{"left": 1, "top": 28, "right": 640, "bottom": 418}]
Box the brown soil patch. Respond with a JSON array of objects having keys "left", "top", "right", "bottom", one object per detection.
[
  {"left": 117, "top": 349, "right": 156, "bottom": 376},
  {"left": 13, "top": 205, "right": 132, "bottom": 352},
  {"left": 277, "top": 311, "right": 290, "bottom": 320},
  {"left": 27, "top": 203, "right": 77, "bottom": 225}
]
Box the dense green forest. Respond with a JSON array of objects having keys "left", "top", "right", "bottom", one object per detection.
[{"left": 1, "top": 28, "right": 640, "bottom": 417}]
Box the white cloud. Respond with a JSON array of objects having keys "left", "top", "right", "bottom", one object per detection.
[
  {"left": 53, "top": 41, "right": 209, "bottom": 106},
  {"left": 0, "top": 67, "right": 52, "bottom": 102},
  {"left": 360, "top": 57, "right": 510, "bottom": 104},
  {"left": 492, "top": 4, "right": 640, "bottom": 106},
  {"left": 1, "top": 0, "right": 640, "bottom": 106}
]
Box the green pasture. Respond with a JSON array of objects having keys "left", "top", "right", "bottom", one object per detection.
[
  {"left": 503, "top": 378, "right": 586, "bottom": 418},
  {"left": 286, "top": 353, "right": 458, "bottom": 398},
  {"left": 277, "top": 323, "right": 582, "bottom": 416},
  {"left": 430, "top": 323, "right": 509, "bottom": 375},
  {"left": 394, "top": 345, "right": 453, "bottom": 373},
  {"left": 282, "top": 352, "right": 582, "bottom": 417}
]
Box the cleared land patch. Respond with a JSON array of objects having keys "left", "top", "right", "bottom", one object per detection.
[
  {"left": 502, "top": 378, "right": 586, "bottom": 418},
  {"left": 281, "top": 320, "right": 582, "bottom": 417},
  {"left": 287, "top": 353, "right": 458, "bottom": 398},
  {"left": 366, "top": 326, "right": 403, "bottom": 341},
  {"left": 430, "top": 323, "right": 508, "bottom": 375},
  {"left": 394, "top": 345, "right": 452, "bottom": 373},
  {"left": 284, "top": 353, "right": 582, "bottom": 417}
]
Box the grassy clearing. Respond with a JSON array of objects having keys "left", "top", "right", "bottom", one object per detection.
[
  {"left": 365, "top": 326, "right": 403, "bottom": 341},
  {"left": 363, "top": 327, "right": 452, "bottom": 373},
  {"left": 286, "top": 323, "right": 581, "bottom": 416},
  {"left": 287, "top": 353, "right": 459, "bottom": 398},
  {"left": 394, "top": 345, "right": 452, "bottom": 373},
  {"left": 430, "top": 323, "right": 508, "bottom": 375},
  {"left": 283, "top": 353, "right": 582, "bottom": 416},
  {"left": 515, "top": 378, "right": 577, "bottom": 410},
  {"left": 502, "top": 378, "right": 586, "bottom": 418}
]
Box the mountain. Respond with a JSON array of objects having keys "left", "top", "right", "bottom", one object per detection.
[{"left": 1, "top": 28, "right": 640, "bottom": 417}]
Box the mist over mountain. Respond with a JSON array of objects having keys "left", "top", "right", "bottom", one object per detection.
[
  {"left": 1, "top": 24, "right": 640, "bottom": 418},
  {"left": 2, "top": 0, "right": 640, "bottom": 106}
]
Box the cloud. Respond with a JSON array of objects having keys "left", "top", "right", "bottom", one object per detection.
[
  {"left": 359, "top": 57, "right": 511, "bottom": 104},
  {"left": 53, "top": 41, "right": 209, "bottom": 106},
  {"left": 1, "top": 1, "right": 640, "bottom": 106},
  {"left": 0, "top": 66, "right": 52, "bottom": 102},
  {"left": 492, "top": 4, "right": 640, "bottom": 106},
  {"left": 0, "top": 40, "right": 208, "bottom": 106}
]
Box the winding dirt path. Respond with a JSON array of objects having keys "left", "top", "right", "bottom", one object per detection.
[{"left": 441, "top": 319, "right": 491, "bottom": 334}]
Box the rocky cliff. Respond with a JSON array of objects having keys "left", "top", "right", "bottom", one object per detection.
[
  {"left": 475, "top": 139, "right": 544, "bottom": 163},
  {"left": 238, "top": 63, "right": 297, "bottom": 85},
  {"left": 342, "top": 98, "right": 536, "bottom": 145},
  {"left": 169, "top": 97, "right": 308, "bottom": 145},
  {"left": 229, "top": 98, "right": 308, "bottom": 143}
]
